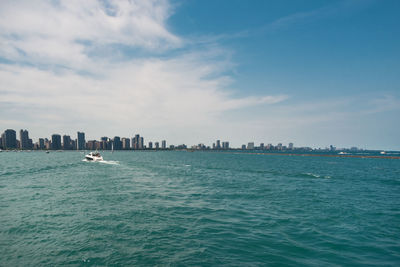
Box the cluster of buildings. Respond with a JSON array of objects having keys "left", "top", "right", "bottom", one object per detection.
[
  {"left": 1, "top": 128, "right": 310, "bottom": 152},
  {"left": 0, "top": 129, "right": 167, "bottom": 151}
]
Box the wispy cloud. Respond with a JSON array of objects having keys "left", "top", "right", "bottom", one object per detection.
[{"left": 0, "top": 1, "right": 286, "bottom": 142}]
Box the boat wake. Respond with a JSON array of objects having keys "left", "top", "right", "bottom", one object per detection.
[{"left": 82, "top": 159, "right": 120, "bottom": 165}]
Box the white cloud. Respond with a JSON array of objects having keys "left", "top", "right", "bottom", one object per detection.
[{"left": 0, "top": 0, "right": 288, "bottom": 144}]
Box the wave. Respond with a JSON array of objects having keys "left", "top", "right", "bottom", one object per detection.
[{"left": 82, "top": 159, "right": 119, "bottom": 165}]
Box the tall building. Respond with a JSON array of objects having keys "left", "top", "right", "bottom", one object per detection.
[
  {"left": 38, "top": 138, "right": 44, "bottom": 149},
  {"left": 113, "top": 136, "right": 122, "bottom": 150},
  {"left": 2, "top": 129, "right": 17, "bottom": 149},
  {"left": 247, "top": 142, "right": 255, "bottom": 150},
  {"left": 132, "top": 134, "right": 140, "bottom": 150},
  {"left": 241, "top": 145, "right": 246, "bottom": 150},
  {"left": 139, "top": 137, "right": 144, "bottom": 149},
  {"left": 51, "top": 134, "right": 62, "bottom": 150},
  {"left": 222, "top": 141, "right": 229, "bottom": 149},
  {"left": 161, "top": 140, "right": 166, "bottom": 149},
  {"left": 63, "top": 135, "right": 72, "bottom": 150},
  {"left": 288, "top": 143, "right": 294, "bottom": 150},
  {"left": 148, "top": 142, "right": 153, "bottom": 149},
  {"left": 155, "top": 142, "right": 159, "bottom": 149},
  {"left": 77, "top": 132, "right": 85, "bottom": 150},
  {"left": 19, "top": 129, "right": 29, "bottom": 149},
  {"left": 122, "top": 138, "right": 130, "bottom": 150},
  {"left": 260, "top": 143, "right": 265, "bottom": 150},
  {"left": 216, "top": 140, "right": 221, "bottom": 149}
]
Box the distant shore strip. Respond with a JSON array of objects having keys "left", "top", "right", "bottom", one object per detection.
[{"left": 225, "top": 152, "right": 400, "bottom": 159}]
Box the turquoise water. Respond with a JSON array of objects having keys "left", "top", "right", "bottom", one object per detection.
[{"left": 1, "top": 151, "right": 399, "bottom": 266}]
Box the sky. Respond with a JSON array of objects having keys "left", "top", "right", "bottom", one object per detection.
[{"left": 0, "top": 0, "right": 399, "bottom": 150}]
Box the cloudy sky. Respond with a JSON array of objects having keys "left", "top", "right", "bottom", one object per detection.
[{"left": 0, "top": 0, "right": 399, "bottom": 149}]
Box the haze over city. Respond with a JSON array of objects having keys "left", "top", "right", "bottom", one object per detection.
[{"left": 0, "top": 0, "right": 399, "bottom": 150}]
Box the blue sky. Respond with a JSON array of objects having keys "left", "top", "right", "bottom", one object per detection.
[{"left": 0, "top": 0, "right": 399, "bottom": 149}]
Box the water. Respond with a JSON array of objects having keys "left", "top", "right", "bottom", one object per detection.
[{"left": 1, "top": 151, "right": 399, "bottom": 266}]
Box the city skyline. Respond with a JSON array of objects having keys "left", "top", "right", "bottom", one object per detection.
[
  {"left": 0, "top": 1, "right": 399, "bottom": 150},
  {"left": 0, "top": 127, "right": 385, "bottom": 152}
]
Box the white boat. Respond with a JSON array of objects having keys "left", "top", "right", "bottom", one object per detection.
[{"left": 85, "top": 151, "right": 103, "bottom": 161}]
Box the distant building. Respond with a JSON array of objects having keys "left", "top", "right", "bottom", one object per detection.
[
  {"left": 63, "top": 135, "right": 72, "bottom": 150},
  {"left": 247, "top": 142, "right": 254, "bottom": 150},
  {"left": 148, "top": 142, "right": 153, "bottom": 149},
  {"left": 71, "top": 139, "right": 76, "bottom": 150},
  {"left": 216, "top": 140, "right": 221, "bottom": 149},
  {"left": 222, "top": 141, "right": 229, "bottom": 149},
  {"left": 38, "top": 138, "right": 45, "bottom": 149},
  {"left": 2, "top": 129, "right": 17, "bottom": 149},
  {"left": 19, "top": 129, "right": 29, "bottom": 149},
  {"left": 260, "top": 143, "right": 265, "bottom": 150},
  {"left": 77, "top": 131, "right": 85, "bottom": 150},
  {"left": 122, "top": 138, "right": 130, "bottom": 150},
  {"left": 113, "top": 136, "right": 122, "bottom": 150},
  {"left": 241, "top": 144, "right": 246, "bottom": 150},
  {"left": 277, "top": 143, "right": 283, "bottom": 150},
  {"left": 51, "top": 134, "right": 62, "bottom": 150},
  {"left": 288, "top": 143, "right": 294, "bottom": 150},
  {"left": 132, "top": 134, "right": 140, "bottom": 150},
  {"left": 155, "top": 142, "right": 159, "bottom": 149},
  {"left": 86, "top": 140, "right": 97, "bottom": 150},
  {"left": 162, "top": 140, "right": 166, "bottom": 149},
  {"left": 139, "top": 137, "right": 144, "bottom": 149}
]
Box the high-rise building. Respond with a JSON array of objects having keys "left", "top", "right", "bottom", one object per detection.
[
  {"left": 38, "top": 138, "right": 45, "bottom": 150},
  {"left": 63, "top": 135, "right": 72, "bottom": 150},
  {"left": 113, "top": 136, "right": 122, "bottom": 150},
  {"left": 2, "top": 129, "right": 17, "bottom": 149},
  {"left": 222, "top": 141, "right": 229, "bottom": 149},
  {"left": 139, "top": 137, "right": 144, "bottom": 149},
  {"left": 19, "top": 129, "right": 29, "bottom": 149},
  {"left": 51, "top": 134, "right": 62, "bottom": 150},
  {"left": 288, "top": 143, "right": 294, "bottom": 150},
  {"left": 132, "top": 134, "right": 140, "bottom": 150},
  {"left": 260, "top": 143, "right": 265, "bottom": 150},
  {"left": 71, "top": 139, "right": 76, "bottom": 150},
  {"left": 161, "top": 140, "right": 166, "bottom": 149},
  {"left": 247, "top": 142, "right": 255, "bottom": 150},
  {"left": 277, "top": 143, "right": 283, "bottom": 150},
  {"left": 122, "top": 138, "right": 130, "bottom": 150},
  {"left": 241, "top": 144, "right": 246, "bottom": 150},
  {"left": 86, "top": 140, "right": 97, "bottom": 150},
  {"left": 155, "top": 142, "right": 159, "bottom": 149},
  {"left": 77, "top": 132, "right": 85, "bottom": 150},
  {"left": 148, "top": 142, "right": 153, "bottom": 149},
  {"left": 216, "top": 140, "right": 221, "bottom": 149}
]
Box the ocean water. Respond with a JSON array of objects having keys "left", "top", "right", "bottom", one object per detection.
[{"left": 0, "top": 151, "right": 399, "bottom": 266}]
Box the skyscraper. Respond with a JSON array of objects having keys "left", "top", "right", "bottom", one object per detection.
[
  {"left": 155, "top": 142, "right": 159, "bottom": 149},
  {"left": 113, "top": 136, "right": 122, "bottom": 150},
  {"left": 63, "top": 135, "right": 72, "bottom": 150},
  {"left": 122, "top": 138, "right": 130, "bottom": 150},
  {"left": 51, "top": 134, "right": 62, "bottom": 150},
  {"left": 288, "top": 143, "right": 294, "bottom": 150},
  {"left": 139, "top": 137, "right": 144, "bottom": 149},
  {"left": 247, "top": 142, "right": 254, "bottom": 150},
  {"left": 2, "top": 129, "right": 17, "bottom": 149},
  {"left": 77, "top": 131, "right": 85, "bottom": 150},
  {"left": 148, "top": 142, "right": 153, "bottom": 149},
  {"left": 19, "top": 129, "right": 29, "bottom": 149},
  {"left": 216, "top": 140, "right": 221, "bottom": 149},
  {"left": 132, "top": 134, "right": 140, "bottom": 150},
  {"left": 161, "top": 140, "right": 166, "bottom": 149}
]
